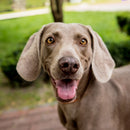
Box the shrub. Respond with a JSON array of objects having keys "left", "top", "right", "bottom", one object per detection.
[
  {"left": 0, "top": 44, "right": 32, "bottom": 87},
  {"left": 106, "top": 41, "right": 130, "bottom": 67},
  {"left": 0, "top": 42, "right": 50, "bottom": 87},
  {"left": 117, "top": 12, "right": 130, "bottom": 35}
]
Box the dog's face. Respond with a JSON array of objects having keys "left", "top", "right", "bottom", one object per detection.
[
  {"left": 17, "top": 23, "right": 115, "bottom": 103},
  {"left": 40, "top": 23, "right": 93, "bottom": 102}
]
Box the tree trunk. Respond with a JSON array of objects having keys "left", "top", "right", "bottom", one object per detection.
[{"left": 50, "top": 0, "right": 63, "bottom": 22}]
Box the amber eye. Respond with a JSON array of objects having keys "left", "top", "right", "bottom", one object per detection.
[
  {"left": 46, "top": 37, "right": 55, "bottom": 44},
  {"left": 80, "top": 38, "right": 87, "bottom": 45}
]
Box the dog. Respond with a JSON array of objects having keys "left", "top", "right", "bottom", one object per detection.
[{"left": 17, "top": 23, "right": 130, "bottom": 130}]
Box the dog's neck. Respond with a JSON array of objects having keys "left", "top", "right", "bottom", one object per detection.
[{"left": 77, "top": 66, "right": 94, "bottom": 100}]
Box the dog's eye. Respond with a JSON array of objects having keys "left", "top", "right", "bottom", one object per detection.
[
  {"left": 46, "top": 37, "right": 55, "bottom": 44},
  {"left": 80, "top": 38, "right": 87, "bottom": 45}
]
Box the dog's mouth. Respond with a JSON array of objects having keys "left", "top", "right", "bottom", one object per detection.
[{"left": 51, "top": 78, "right": 80, "bottom": 103}]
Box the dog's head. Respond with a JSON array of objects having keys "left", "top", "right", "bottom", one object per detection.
[{"left": 17, "top": 23, "right": 115, "bottom": 103}]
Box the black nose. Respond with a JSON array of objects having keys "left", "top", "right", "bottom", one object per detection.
[{"left": 58, "top": 57, "right": 80, "bottom": 74}]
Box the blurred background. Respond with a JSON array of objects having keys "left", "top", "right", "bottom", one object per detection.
[{"left": 0, "top": 0, "right": 130, "bottom": 113}]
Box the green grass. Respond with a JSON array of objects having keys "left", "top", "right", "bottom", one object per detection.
[
  {"left": 0, "top": 11, "right": 129, "bottom": 59},
  {"left": 0, "top": 14, "right": 53, "bottom": 59},
  {"left": 64, "top": 11, "right": 130, "bottom": 42},
  {"left": 0, "top": 11, "right": 130, "bottom": 112},
  {"left": 0, "top": 0, "right": 13, "bottom": 12}
]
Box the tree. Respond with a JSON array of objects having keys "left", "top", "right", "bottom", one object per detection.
[{"left": 50, "top": 0, "right": 64, "bottom": 22}]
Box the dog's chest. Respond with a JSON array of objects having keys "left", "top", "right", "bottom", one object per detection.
[{"left": 61, "top": 102, "right": 79, "bottom": 120}]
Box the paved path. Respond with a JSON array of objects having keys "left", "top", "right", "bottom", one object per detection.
[
  {"left": 0, "top": 1, "right": 130, "bottom": 20},
  {"left": 0, "top": 8, "right": 49, "bottom": 20},
  {"left": 65, "top": 1, "right": 130, "bottom": 12},
  {"left": 0, "top": 105, "right": 66, "bottom": 130}
]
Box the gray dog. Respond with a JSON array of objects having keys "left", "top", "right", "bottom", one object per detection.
[{"left": 17, "top": 23, "right": 130, "bottom": 130}]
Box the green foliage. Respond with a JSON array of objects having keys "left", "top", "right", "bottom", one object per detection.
[
  {"left": 0, "top": 0, "right": 13, "bottom": 12},
  {"left": 117, "top": 12, "right": 130, "bottom": 35},
  {"left": 26, "top": 0, "right": 46, "bottom": 8},
  {"left": 107, "top": 41, "right": 130, "bottom": 67},
  {"left": 0, "top": 44, "right": 33, "bottom": 87}
]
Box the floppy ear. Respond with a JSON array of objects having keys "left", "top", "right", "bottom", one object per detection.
[
  {"left": 16, "top": 26, "right": 45, "bottom": 81},
  {"left": 87, "top": 26, "right": 115, "bottom": 83}
]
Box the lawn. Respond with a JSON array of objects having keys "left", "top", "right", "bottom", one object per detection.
[
  {"left": 0, "top": 11, "right": 129, "bottom": 112},
  {"left": 0, "top": 14, "right": 53, "bottom": 59},
  {"left": 0, "top": 11, "right": 129, "bottom": 59},
  {"left": 65, "top": 11, "right": 130, "bottom": 42}
]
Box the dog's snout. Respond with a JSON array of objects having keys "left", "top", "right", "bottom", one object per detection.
[{"left": 58, "top": 57, "right": 80, "bottom": 74}]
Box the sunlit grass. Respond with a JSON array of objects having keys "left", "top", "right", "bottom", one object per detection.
[
  {"left": 0, "top": 14, "right": 53, "bottom": 59},
  {"left": 64, "top": 11, "right": 129, "bottom": 42},
  {"left": 0, "top": 11, "right": 129, "bottom": 60}
]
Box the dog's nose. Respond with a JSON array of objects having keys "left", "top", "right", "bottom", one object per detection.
[{"left": 58, "top": 57, "right": 80, "bottom": 74}]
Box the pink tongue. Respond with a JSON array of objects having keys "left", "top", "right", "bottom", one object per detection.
[{"left": 55, "top": 80, "right": 78, "bottom": 100}]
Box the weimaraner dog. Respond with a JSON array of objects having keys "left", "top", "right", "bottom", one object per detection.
[{"left": 17, "top": 23, "right": 130, "bottom": 130}]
